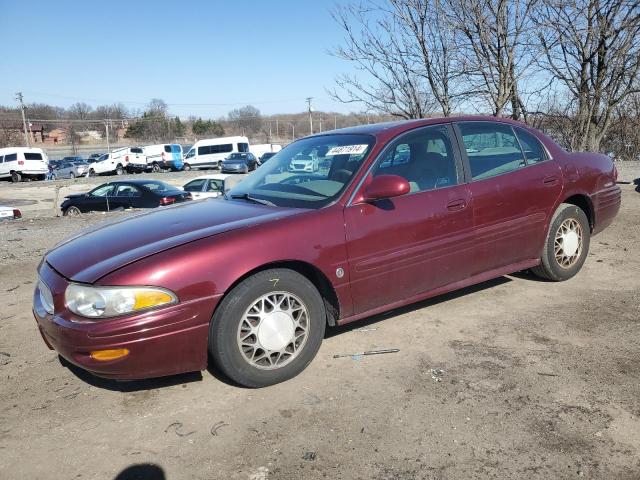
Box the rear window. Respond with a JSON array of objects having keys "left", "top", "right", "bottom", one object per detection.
[
  {"left": 130, "top": 148, "right": 143, "bottom": 154},
  {"left": 5, "top": 153, "right": 17, "bottom": 162},
  {"left": 142, "top": 181, "right": 183, "bottom": 194},
  {"left": 238, "top": 142, "right": 249, "bottom": 153},
  {"left": 164, "top": 145, "right": 172, "bottom": 153}
]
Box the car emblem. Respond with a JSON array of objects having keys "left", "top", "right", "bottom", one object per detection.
[{"left": 336, "top": 267, "right": 345, "bottom": 279}]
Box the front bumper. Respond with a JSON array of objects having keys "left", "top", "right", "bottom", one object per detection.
[
  {"left": 33, "top": 261, "right": 221, "bottom": 380},
  {"left": 221, "top": 164, "right": 247, "bottom": 173},
  {"left": 126, "top": 163, "right": 147, "bottom": 172}
]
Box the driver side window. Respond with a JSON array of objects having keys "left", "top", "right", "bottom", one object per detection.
[{"left": 374, "top": 125, "right": 459, "bottom": 193}]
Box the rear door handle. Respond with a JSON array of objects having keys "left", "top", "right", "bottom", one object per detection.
[
  {"left": 446, "top": 199, "right": 467, "bottom": 211},
  {"left": 543, "top": 176, "right": 559, "bottom": 186}
]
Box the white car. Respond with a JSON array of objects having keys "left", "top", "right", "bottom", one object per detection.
[
  {"left": 182, "top": 174, "right": 230, "bottom": 199},
  {"left": 0, "top": 147, "right": 49, "bottom": 182},
  {"left": 0, "top": 205, "right": 21, "bottom": 220},
  {"left": 86, "top": 152, "right": 125, "bottom": 176},
  {"left": 288, "top": 153, "right": 319, "bottom": 173}
]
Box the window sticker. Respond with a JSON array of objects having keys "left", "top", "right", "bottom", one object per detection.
[{"left": 326, "top": 144, "right": 369, "bottom": 156}]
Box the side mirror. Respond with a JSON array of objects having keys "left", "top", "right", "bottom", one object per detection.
[{"left": 362, "top": 174, "right": 410, "bottom": 202}]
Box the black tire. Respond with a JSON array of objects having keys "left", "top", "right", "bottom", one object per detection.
[
  {"left": 209, "top": 269, "right": 326, "bottom": 388},
  {"left": 11, "top": 171, "right": 21, "bottom": 183},
  {"left": 531, "top": 203, "right": 590, "bottom": 281},
  {"left": 63, "top": 206, "right": 81, "bottom": 216},
  {"left": 152, "top": 163, "right": 161, "bottom": 173},
  {"left": 89, "top": 169, "right": 96, "bottom": 177},
  {"left": 183, "top": 163, "right": 191, "bottom": 171},
  {"left": 115, "top": 164, "right": 124, "bottom": 175}
]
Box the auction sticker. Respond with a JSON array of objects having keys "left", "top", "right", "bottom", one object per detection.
[{"left": 326, "top": 144, "right": 369, "bottom": 156}]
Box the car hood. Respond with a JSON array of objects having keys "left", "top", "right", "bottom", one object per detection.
[{"left": 45, "top": 199, "right": 301, "bottom": 283}]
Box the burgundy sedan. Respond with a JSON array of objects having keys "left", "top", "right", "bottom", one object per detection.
[{"left": 33, "top": 117, "right": 621, "bottom": 387}]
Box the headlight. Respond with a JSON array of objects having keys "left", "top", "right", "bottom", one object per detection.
[
  {"left": 38, "top": 280, "right": 55, "bottom": 315},
  {"left": 65, "top": 284, "right": 177, "bottom": 319}
]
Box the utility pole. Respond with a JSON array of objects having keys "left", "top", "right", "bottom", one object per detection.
[
  {"left": 334, "top": 115, "right": 337, "bottom": 130},
  {"left": 276, "top": 119, "right": 279, "bottom": 139},
  {"left": 16, "top": 92, "right": 30, "bottom": 147},
  {"left": 105, "top": 120, "right": 111, "bottom": 153},
  {"left": 319, "top": 118, "right": 323, "bottom": 132},
  {"left": 306, "top": 97, "right": 313, "bottom": 135}
]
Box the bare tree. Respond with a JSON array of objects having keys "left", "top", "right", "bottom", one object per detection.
[
  {"left": 445, "top": 0, "right": 540, "bottom": 119},
  {"left": 228, "top": 105, "right": 262, "bottom": 135},
  {"left": 329, "top": 1, "right": 440, "bottom": 118},
  {"left": 68, "top": 102, "right": 93, "bottom": 120},
  {"left": 536, "top": 0, "right": 640, "bottom": 151}
]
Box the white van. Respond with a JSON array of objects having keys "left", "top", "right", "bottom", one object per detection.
[
  {"left": 143, "top": 144, "right": 184, "bottom": 172},
  {"left": 0, "top": 147, "right": 49, "bottom": 182},
  {"left": 183, "top": 136, "right": 250, "bottom": 170}
]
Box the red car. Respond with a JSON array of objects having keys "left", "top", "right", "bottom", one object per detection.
[{"left": 33, "top": 117, "right": 621, "bottom": 387}]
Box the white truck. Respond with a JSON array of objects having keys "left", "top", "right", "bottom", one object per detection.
[
  {"left": 86, "top": 147, "right": 146, "bottom": 176},
  {"left": 0, "top": 147, "right": 49, "bottom": 182}
]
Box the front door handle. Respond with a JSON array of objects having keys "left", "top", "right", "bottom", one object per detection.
[
  {"left": 446, "top": 199, "right": 467, "bottom": 211},
  {"left": 543, "top": 176, "right": 559, "bottom": 186}
]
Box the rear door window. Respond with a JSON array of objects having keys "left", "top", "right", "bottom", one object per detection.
[
  {"left": 198, "top": 145, "right": 210, "bottom": 155},
  {"left": 24, "top": 153, "right": 43, "bottom": 160},
  {"left": 458, "top": 122, "right": 526, "bottom": 180},
  {"left": 115, "top": 185, "right": 142, "bottom": 197},
  {"left": 5, "top": 153, "right": 17, "bottom": 162},
  {"left": 183, "top": 178, "right": 207, "bottom": 192},
  {"left": 514, "top": 127, "right": 548, "bottom": 164},
  {"left": 207, "top": 179, "right": 224, "bottom": 192}
]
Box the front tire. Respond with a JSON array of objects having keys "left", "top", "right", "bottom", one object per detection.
[
  {"left": 209, "top": 269, "right": 326, "bottom": 388},
  {"left": 531, "top": 203, "right": 590, "bottom": 281},
  {"left": 63, "top": 206, "right": 81, "bottom": 216},
  {"left": 11, "top": 172, "right": 21, "bottom": 183}
]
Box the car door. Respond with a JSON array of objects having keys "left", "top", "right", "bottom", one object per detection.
[
  {"left": 344, "top": 124, "right": 474, "bottom": 314},
  {"left": 83, "top": 183, "right": 115, "bottom": 212},
  {"left": 206, "top": 178, "right": 224, "bottom": 198},
  {"left": 454, "top": 121, "right": 563, "bottom": 275},
  {"left": 114, "top": 184, "right": 142, "bottom": 209}
]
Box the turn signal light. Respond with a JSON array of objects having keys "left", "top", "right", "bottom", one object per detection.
[
  {"left": 159, "top": 197, "right": 176, "bottom": 206},
  {"left": 90, "top": 348, "right": 130, "bottom": 361}
]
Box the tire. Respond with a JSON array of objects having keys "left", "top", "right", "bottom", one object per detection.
[
  {"left": 69, "top": 172, "right": 75, "bottom": 179},
  {"left": 89, "top": 169, "right": 96, "bottom": 177},
  {"left": 209, "top": 269, "right": 326, "bottom": 388},
  {"left": 11, "top": 171, "right": 21, "bottom": 183},
  {"left": 152, "top": 162, "right": 161, "bottom": 173},
  {"left": 63, "top": 206, "right": 81, "bottom": 217},
  {"left": 115, "top": 164, "right": 124, "bottom": 175},
  {"left": 531, "top": 203, "right": 590, "bottom": 281},
  {"left": 183, "top": 163, "right": 191, "bottom": 171}
]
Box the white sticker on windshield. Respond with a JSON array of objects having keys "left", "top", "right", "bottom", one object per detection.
[{"left": 326, "top": 144, "right": 369, "bottom": 156}]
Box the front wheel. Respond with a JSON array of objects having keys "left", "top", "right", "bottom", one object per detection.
[
  {"left": 531, "top": 203, "right": 590, "bottom": 281},
  {"left": 11, "top": 172, "right": 21, "bottom": 183},
  {"left": 209, "top": 269, "right": 326, "bottom": 388},
  {"left": 63, "top": 206, "right": 81, "bottom": 216}
]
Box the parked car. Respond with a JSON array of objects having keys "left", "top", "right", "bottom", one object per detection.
[
  {"left": 0, "top": 147, "right": 48, "bottom": 182},
  {"left": 33, "top": 116, "right": 620, "bottom": 388},
  {"left": 143, "top": 144, "right": 183, "bottom": 172},
  {"left": 183, "top": 136, "right": 250, "bottom": 170},
  {"left": 220, "top": 152, "right": 258, "bottom": 173},
  {"left": 182, "top": 174, "right": 230, "bottom": 199},
  {"left": 53, "top": 160, "right": 89, "bottom": 179},
  {"left": 60, "top": 156, "right": 86, "bottom": 164},
  {"left": 288, "top": 151, "right": 320, "bottom": 173},
  {"left": 87, "top": 152, "right": 124, "bottom": 176},
  {"left": 60, "top": 179, "right": 191, "bottom": 216},
  {"left": 259, "top": 151, "right": 277, "bottom": 164},
  {"left": 0, "top": 205, "right": 21, "bottom": 220},
  {"left": 110, "top": 147, "right": 146, "bottom": 173}
]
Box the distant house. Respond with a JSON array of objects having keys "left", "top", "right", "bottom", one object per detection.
[{"left": 46, "top": 128, "right": 67, "bottom": 144}]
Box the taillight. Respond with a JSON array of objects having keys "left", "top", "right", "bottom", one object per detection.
[
  {"left": 161, "top": 152, "right": 165, "bottom": 160},
  {"left": 13, "top": 209, "right": 21, "bottom": 219},
  {"left": 159, "top": 197, "right": 176, "bottom": 206},
  {"left": 18, "top": 160, "right": 24, "bottom": 165},
  {"left": 125, "top": 155, "right": 129, "bottom": 163}
]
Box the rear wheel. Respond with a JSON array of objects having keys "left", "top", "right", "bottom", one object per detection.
[
  {"left": 63, "top": 206, "right": 81, "bottom": 216},
  {"left": 10, "top": 172, "right": 21, "bottom": 183},
  {"left": 152, "top": 162, "right": 161, "bottom": 173},
  {"left": 88, "top": 169, "right": 96, "bottom": 177},
  {"left": 183, "top": 163, "right": 191, "bottom": 171},
  {"left": 115, "top": 164, "right": 124, "bottom": 175},
  {"left": 69, "top": 172, "right": 75, "bottom": 179},
  {"left": 531, "top": 203, "right": 590, "bottom": 281},
  {"left": 209, "top": 269, "right": 326, "bottom": 388}
]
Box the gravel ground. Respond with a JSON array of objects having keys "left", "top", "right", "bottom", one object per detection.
[{"left": 0, "top": 183, "right": 639, "bottom": 480}]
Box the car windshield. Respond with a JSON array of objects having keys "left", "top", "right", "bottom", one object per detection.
[{"left": 227, "top": 133, "right": 375, "bottom": 209}]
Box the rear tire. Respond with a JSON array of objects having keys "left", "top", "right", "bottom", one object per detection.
[
  {"left": 152, "top": 162, "right": 161, "bottom": 173},
  {"left": 183, "top": 163, "right": 191, "bottom": 171},
  {"left": 11, "top": 172, "right": 21, "bottom": 183},
  {"left": 115, "top": 164, "right": 124, "bottom": 175},
  {"left": 89, "top": 169, "right": 96, "bottom": 177},
  {"left": 69, "top": 172, "right": 75, "bottom": 179},
  {"left": 531, "top": 203, "right": 590, "bottom": 281},
  {"left": 209, "top": 269, "right": 326, "bottom": 388}
]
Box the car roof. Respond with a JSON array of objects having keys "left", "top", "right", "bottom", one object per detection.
[
  {"left": 311, "top": 115, "right": 534, "bottom": 140},
  {"left": 188, "top": 174, "right": 230, "bottom": 181}
]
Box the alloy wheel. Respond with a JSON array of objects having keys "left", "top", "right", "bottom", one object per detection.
[
  {"left": 237, "top": 292, "right": 310, "bottom": 370},
  {"left": 554, "top": 218, "right": 583, "bottom": 268}
]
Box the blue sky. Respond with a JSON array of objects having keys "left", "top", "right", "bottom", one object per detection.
[{"left": 0, "top": 0, "right": 359, "bottom": 117}]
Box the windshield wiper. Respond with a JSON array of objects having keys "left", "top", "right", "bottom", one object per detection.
[{"left": 229, "top": 193, "right": 276, "bottom": 207}]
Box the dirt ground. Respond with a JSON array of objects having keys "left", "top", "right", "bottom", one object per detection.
[{"left": 0, "top": 177, "right": 639, "bottom": 479}]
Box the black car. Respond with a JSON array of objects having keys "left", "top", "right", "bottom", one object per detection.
[
  {"left": 259, "top": 152, "right": 277, "bottom": 165},
  {"left": 61, "top": 180, "right": 191, "bottom": 216},
  {"left": 220, "top": 152, "right": 258, "bottom": 173}
]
